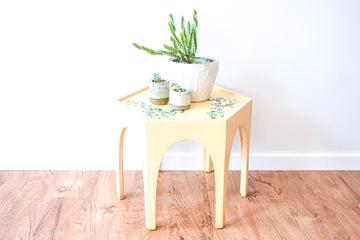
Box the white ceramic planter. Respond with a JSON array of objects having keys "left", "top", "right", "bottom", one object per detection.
[
  {"left": 169, "top": 89, "right": 191, "bottom": 110},
  {"left": 149, "top": 80, "right": 169, "bottom": 105},
  {"left": 167, "top": 58, "right": 219, "bottom": 102}
]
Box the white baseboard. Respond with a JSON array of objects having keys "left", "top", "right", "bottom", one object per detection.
[
  {"left": 159, "top": 152, "right": 360, "bottom": 170},
  {"left": 1, "top": 150, "right": 359, "bottom": 171}
]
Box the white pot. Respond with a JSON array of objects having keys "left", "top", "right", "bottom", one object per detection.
[
  {"left": 169, "top": 89, "right": 191, "bottom": 110},
  {"left": 166, "top": 58, "right": 219, "bottom": 102},
  {"left": 149, "top": 80, "right": 169, "bottom": 105}
]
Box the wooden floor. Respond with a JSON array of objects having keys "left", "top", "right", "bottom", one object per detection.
[{"left": 0, "top": 171, "right": 359, "bottom": 240}]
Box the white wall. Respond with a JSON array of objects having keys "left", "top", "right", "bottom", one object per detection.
[{"left": 1, "top": 0, "right": 359, "bottom": 170}]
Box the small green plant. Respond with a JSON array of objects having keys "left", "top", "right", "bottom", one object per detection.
[
  {"left": 171, "top": 82, "right": 187, "bottom": 92},
  {"left": 133, "top": 10, "right": 208, "bottom": 64},
  {"left": 152, "top": 72, "right": 165, "bottom": 83}
]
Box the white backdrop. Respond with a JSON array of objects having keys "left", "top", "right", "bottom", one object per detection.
[{"left": 1, "top": 0, "right": 359, "bottom": 170}]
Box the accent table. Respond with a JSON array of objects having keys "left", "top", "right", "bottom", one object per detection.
[{"left": 118, "top": 85, "right": 252, "bottom": 230}]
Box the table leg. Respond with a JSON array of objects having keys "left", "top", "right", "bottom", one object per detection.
[
  {"left": 213, "top": 142, "right": 231, "bottom": 228},
  {"left": 203, "top": 147, "right": 213, "bottom": 173},
  {"left": 118, "top": 127, "right": 127, "bottom": 200},
  {"left": 143, "top": 166, "right": 158, "bottom": 230},
  {"left": 240, "top": 125, "right": 251, "bottom": 197},
  {"left": 143, "top": 139, "right": 164, "bottom": 230}
]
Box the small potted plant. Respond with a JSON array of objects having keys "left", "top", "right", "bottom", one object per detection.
[
  {"left": 149, "top": 73, "right": 169, "bottom": 105},
  {"left": 133, "top": 10, "right": 219, "bottom": 102},
  {"left": 169, "top": 83, "right": 191, "bottom": 110}
]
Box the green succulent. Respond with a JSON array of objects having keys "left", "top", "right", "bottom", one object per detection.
[
  {"left": 152, "top": 72, "right": 163, "bottom": 83},
  {"left": 133, "top": 10, "right": 208, "bottom": 64},
  {"left": 170, "top": 82, "right": 187, "bottom": 92}
]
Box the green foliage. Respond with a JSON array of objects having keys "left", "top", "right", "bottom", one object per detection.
[
  {"left": 152, "top": 72, "right": 164, "bottom": 83},
  {"left": 170, "top": 82, "right": 187, "bottom": 92},
  {"left": 133, "top": 10, "right": 208, "bottom": 64}
]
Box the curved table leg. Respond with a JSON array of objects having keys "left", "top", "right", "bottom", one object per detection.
[{"left": 118, "top": 127, "right": 127, "bottom": 200}]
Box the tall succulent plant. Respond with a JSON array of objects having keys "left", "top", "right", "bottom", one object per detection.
[{"left": 133, "top": 10, "right": 207, "bottom": 64}]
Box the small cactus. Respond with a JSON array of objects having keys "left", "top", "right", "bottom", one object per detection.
[
  {"left": 153, "top": 72, "right": 162, "bottom": 83},
  {"left": 170, "top": 82, "right": 187, "bottom": 92}
]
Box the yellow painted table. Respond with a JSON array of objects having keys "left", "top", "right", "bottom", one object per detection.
[{"left": 118, "top": 85, "right": 252, "bottom": 230}]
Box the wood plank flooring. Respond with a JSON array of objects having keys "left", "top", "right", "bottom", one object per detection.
[{"left": 0, "top": 171, "right": 359, "bottom": 239}]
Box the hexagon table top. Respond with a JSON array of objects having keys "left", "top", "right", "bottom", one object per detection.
[{"left": 119, "top": 85, "right": 252, "bottom": 121}]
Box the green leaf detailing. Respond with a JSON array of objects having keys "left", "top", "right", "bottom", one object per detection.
[
  {"left": 206, "top": 98, "right": 239, "bottom": 119},
  {"left": 125, "top": 100, "right": 185, "bottom": 119}
]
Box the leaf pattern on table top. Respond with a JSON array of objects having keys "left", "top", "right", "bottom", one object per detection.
[
  {"left": 124, "top": 100, "right": 184, "bottom": 119},
  {"left": 207, "top": 97, "right": 239, "bottom": 119},
  {"left": 125, "top": 97, "right": 238, "bottom": 120}
]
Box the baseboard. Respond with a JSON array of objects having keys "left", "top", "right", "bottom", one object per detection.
[
  {"left": 159, "top": 152, "right": 360, "bottom": 170},
  {"left": 1, "top": 151, "right": 359, "bottom": 171}
]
